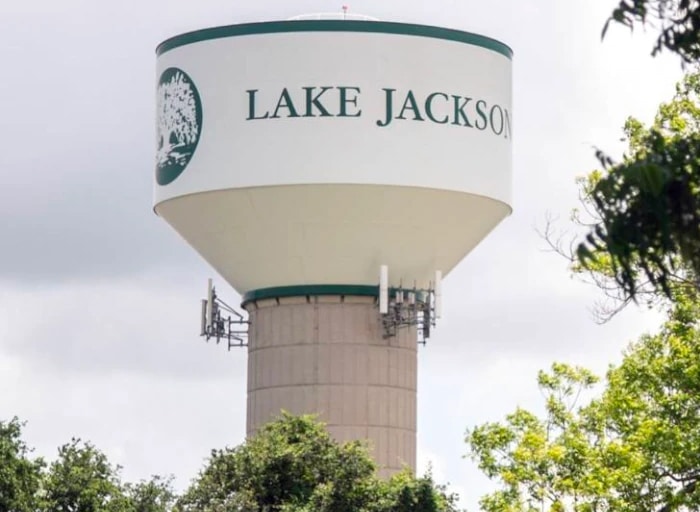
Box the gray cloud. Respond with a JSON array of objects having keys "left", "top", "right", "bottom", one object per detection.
[
  {"left": 0, "top": 4, "right": 196, "bottom": 283},
  {"left": 1, "top": 367, "right": 247, "bottom": 491},
  {"left": 0, "top": 274, "right": 244, "bottom": 379}
]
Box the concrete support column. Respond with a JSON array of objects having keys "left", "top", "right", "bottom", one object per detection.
[{"left": 244, "top": 294, "right": 417, "bottom": 477}]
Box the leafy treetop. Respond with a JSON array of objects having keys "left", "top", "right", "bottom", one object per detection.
[
  {"left": 575, "top": 71, "right": 700, "bottom": 303},
  {"left": 605, "top": 0, "right": 700, "bottom": 63}
]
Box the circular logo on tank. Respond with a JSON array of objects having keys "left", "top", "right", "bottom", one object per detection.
[{"left": 155, "top": 67, "right": 203, "bottom": 185}]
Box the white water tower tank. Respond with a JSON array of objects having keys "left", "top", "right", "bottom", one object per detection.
[{"left": 154, "top": 14, "right": 512, "bottom": 475}]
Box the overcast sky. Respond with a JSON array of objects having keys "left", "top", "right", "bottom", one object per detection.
[{"left": 0, "top": 0, "right": 685, "bottom": 508}]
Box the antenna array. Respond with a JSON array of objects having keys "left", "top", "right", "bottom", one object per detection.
[
  {"left": 200, "top": 278, "right": 250, "bottom": 349},
  {"left": 198, "top": 269, "right": 442, "bottom": 349},
  {"left": 378, "top": 266, "right": 442, "bottom": 344}
]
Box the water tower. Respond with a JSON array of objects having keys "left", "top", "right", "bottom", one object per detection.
[{"left": 154, "top": 14, "right": 512, "bottom": 476}]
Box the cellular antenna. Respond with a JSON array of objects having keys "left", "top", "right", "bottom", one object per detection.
[
  {"left": 434, "top": 271, "right": 443, "bottom": 319},
  {"left": 378, "top": 269, "right": 443, "bottom": 343},
  {"left": 379, "top": 265, "right": 389, "bottom": 314},
  {"left": 199, "top": 279, "right": 249, "bottom": 350}
]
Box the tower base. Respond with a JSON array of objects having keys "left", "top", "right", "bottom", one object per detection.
[{"left": 244, "top": 293, "right": 417, "bottom": 477}]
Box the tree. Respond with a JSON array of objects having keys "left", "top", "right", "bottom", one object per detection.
[
  {"left": 42, "top": 438, "right": 131, "bottom": 512},
  {"left": 176, "top": 412, "right": 459, "bottom": 512},
  {"left": 466, "top": 364, "right": 602, "bottom": 512},
  {"left": 0, "top": 417, "right": 44, "bottom": 512},
  {"left": 559, "top": 70, "right": 700, "bottom": 309},
  {"left": 605, "top": 0, "right": 700, "bottom": 63},
  {"left": 377, "top": 469, "right": 459, "bottom": 512},
  {"left": 574, "top": 0, "right": 700, "bottom": 303},
  {"left": 0, "top": 419, "right": 176, "bottom": 512},
  {"left": 0, "top": 413, "right": 457, "bottom": 512},
  {"left": 124, "top": 475, "right": 176, "bottom": 512},
  {"left": 466, "top": 287, "right": 700, "bottom": 512}
]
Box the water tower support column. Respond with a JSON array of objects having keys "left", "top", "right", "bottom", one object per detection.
[{"left": 243, "top": 292, "right": 417, "bottom": 477}]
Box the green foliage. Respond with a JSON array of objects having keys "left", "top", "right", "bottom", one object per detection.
[
  {"left": 600, "top": 290, "right": 700, "bottom": 512},
  {"left": 467, "top": 364, "right": 602, "bottom": 512},
  {"left": 378, "top": 470, "right": 460, "bottom": 512},
  {"left": 1, "top": 414, "right": 457, "bottom": 512},
  {"left": 576, "top": 71, "right": 700, "bottom": 301},
  {"left": 573, "top": 0, "right": 700, "bottom": 308},
  {"left": 124, "top": 475, "right": 177, "bottom": 512},
  {"left": 604, "top": 0, "right": 700, "bottom": 63},
  {"left": 466, "top": 289, "right": 700, "bottom": 512},
  {"left": 177, "top": 412, "right": 459, "bottom": 512},
  {"left": 0, "top": 417, "right": 44, "bottom": 512},
  {"left": 0, "top": 420, "right": 176, "bottom": 512},
  {"left": 42, "top": 438, "right": 131, "bottom": 512},
  {"left": 175, "top": 413, "right": 376, "bottom": 511}
]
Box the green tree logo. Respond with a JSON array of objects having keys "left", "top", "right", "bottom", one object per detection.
[{"left": 156, "top": 67, "right": 203, "bottom": 185}]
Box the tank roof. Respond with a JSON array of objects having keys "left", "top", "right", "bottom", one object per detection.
[{"left": 288, "top": 12, "right": 379, "bottom": 21}]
